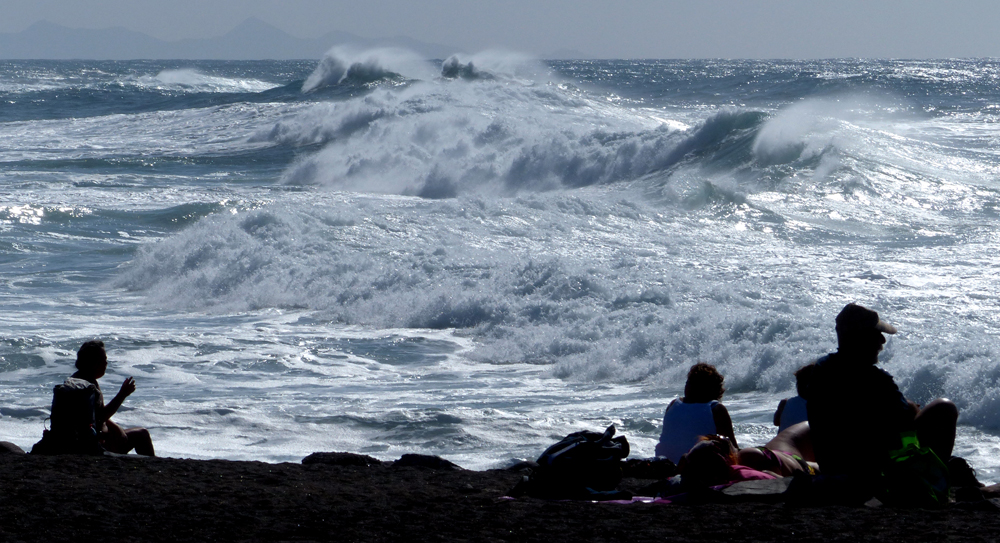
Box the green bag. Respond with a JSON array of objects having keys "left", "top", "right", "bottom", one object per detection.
[{"left": 878, "top": 431, "right": 950, "bottom": 507}]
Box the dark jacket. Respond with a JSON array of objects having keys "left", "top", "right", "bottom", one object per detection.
[{"left": 805, "top": 352, "right": 913, "bottom": 478}]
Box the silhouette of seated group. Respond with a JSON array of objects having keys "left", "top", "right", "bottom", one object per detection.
[{"left": 653, "top": 303, "right": 980, "bottom": 502}]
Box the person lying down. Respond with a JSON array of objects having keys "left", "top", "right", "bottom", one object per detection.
[{"left": 677, "top": 422, "right": 818, "bottom": 489}]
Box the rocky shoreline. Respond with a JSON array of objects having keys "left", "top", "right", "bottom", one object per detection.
[{"left": 0, "top": 447, "right": 998, "bottom": 542}]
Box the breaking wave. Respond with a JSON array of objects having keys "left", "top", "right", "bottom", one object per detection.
[
  {"left": 272, "top": 79, "right": 763, "bottom": 197},
  {"left": 301, "top": 47, "right": 436, "bottom": 92}
]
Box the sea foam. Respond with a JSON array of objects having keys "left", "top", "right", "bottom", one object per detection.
[{"left": 140, "top": 69, "right": 282, "bottom": 93}]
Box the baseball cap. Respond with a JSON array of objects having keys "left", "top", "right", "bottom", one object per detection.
[{"left": 835, "top": 303, "right": 897, "bottom": 335}]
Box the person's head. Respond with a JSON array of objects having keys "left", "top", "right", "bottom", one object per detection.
[
  {"left": 834, "top": 303, "right": 896, "bottom": 360},
  {"left": 684, "top": 363, "right": 725, "bottom": 403},
  {"left": 793, "top": 363, "right": 816, "bottom": 397},
  {"left": 678, "top": 435, "right": 737, "bottom": 489},
  {"left": 75, "top": 340, "right": 108, "bottom": 378}
]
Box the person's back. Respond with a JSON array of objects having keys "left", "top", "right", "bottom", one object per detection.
[
  {"left": 32, "top": 376, "right": 105, "bottom": 455},
  {"left": 655, "top": 399, "right": 717, "bottom": 462},
  {"left": 774, "top": 364, "right": 814, "bottom": 432},
  {"left": 807, "top": 352, "right": 912, "bottom": 477},
  {"left": 776, "top": 395, "right": 808, "bottom": 432},
  {"left": 805, "top": 304, "right": 927, "bottom": 480},
  {"left": 50, "top": 378, "right": 99, "bottom": 435}
]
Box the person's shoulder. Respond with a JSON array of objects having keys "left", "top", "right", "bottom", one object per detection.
[
  {"left": 807, "top": 354, "right": 838, "bottom": 381},
  {"left": 65, "top": 372, "right": 101, "bottom": 391},
  {"left": 815, "top": 352, "right": 837, "bottom": 366},
  {"left": 60, "top": 376, "right": 96, "bottom": 389},
  {"left": 679, "top": 399, "right": 720, "bottom": 408},
  {"left": 870, "top": 365, "right": 894, "bottom": 377},
  {"left": 668, "top": 399, "right": 716, "bottom": 413},
  {"left": 868, "top": 365, "right": 900, "bottom": 386}
]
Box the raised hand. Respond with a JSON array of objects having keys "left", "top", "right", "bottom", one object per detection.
[{"left": 119, "top": 376, "right": 136, "bottom": 398}]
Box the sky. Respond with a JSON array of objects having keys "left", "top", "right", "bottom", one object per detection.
[{"left": 2, "top": 0, "right": 999, "bottom": 59}]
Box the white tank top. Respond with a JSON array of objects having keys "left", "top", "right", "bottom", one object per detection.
[
  {"left": 778, "top": 395, "right": 808, "bottom": 432},
  {"left": 654, "top": 399, "right": 718, "bottom": 463}
]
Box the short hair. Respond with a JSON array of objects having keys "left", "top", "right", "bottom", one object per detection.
[
  {"left": 75, "top": 340, "right": 107, "bottom": 371},
  {"left": 794, "top": 363, "right": 817, "bottom": 397},
  {"left": 684, "top": 363, "right": 725, "bottom": 403}
]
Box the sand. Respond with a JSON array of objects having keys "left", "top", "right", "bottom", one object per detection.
[{"left": 0, "top": 451, "right": 997, "bottom": 542}]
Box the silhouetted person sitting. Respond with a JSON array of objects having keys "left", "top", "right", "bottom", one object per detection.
[
  {"left": 655, "top": 363, "right": 738, "bottom": 463},
  {"left": 68, "top": 340, "right": 154, "bottom": 456},
  {"left": 805, "top": 303, "right": 956, "bottom": 482},
  {"left": 773, "top": 363, "right": 815, "bottom": 432}
]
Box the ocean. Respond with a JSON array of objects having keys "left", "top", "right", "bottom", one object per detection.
[{"left": 2, "top": 52, "right": 999, "bottom": 483}]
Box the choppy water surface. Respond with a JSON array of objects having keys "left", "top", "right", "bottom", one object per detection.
[{"left": 2, "top": 55, "right": 999, "bottom": 482}]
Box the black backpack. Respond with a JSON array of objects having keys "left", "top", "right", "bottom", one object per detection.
[
  {"left": 31, "top": 378, "right": 104, "bottom": 455},
  {"left": 515, "top": 425, "right": 631, "bottom": 499}
]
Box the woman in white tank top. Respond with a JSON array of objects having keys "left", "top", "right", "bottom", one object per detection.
[{"left": 654, "top": 363, "right": 737, "bottom": 463}]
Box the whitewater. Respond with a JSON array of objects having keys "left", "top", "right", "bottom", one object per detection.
[{"left": 1, "top": 54, "right": 999, "bottom": 483}]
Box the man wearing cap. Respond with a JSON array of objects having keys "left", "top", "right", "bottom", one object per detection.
[{"left": 805, "top": 303, "right": 957, "bottom": 480}]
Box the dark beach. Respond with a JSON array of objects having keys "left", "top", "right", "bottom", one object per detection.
[{"left": 1, "top": 451, "right": 997, "bottom": 542}]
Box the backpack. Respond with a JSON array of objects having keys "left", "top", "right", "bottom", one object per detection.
[
  {"left": 516, "top": 425, "right": 631, "bottom": 499},
  {"left": 877, "top": 431, "right": 949, "bottom": 507},
  {"left": 31, "top": 378, "right": 104, "bottom": 455}
]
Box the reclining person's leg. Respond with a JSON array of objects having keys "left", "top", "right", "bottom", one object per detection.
[{"left": 915, "top": 398, "right": 958, "bottom": 460}]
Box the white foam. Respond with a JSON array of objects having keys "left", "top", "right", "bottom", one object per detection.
[
  {"left": 0, "top": 101, "right": 301, "bottom": 163},
  {"left": 137, "top": 69, "right": 282, "bottom": 93}
]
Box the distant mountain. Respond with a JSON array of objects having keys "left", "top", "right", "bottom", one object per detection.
[{"left": 0, "top": 18, "right": 460, "bottom": 60}]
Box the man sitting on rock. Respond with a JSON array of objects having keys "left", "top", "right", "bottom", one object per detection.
[{"left": 39, "top": 340, "right": 155, "bottom": 456}]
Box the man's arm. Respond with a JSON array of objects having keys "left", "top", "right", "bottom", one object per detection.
[
  {"left": 880, "top": 369, "right": 918, "bottom": 425},
  {"left": 100, "top": 377, "right": 135, "bottom": 422}
]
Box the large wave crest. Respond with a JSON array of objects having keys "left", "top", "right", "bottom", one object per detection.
[
  {"left": 263, "top": 79, "right": 774, "bottom": 197},
  {"left": 302, "top": 46, "right": 437, "bottom": 92}
]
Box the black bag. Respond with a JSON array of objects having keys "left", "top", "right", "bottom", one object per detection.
[
  {"left": 517, "top": 425, "right": 630, "bottom": 499},
  {"left": 877, "top": 432, "right": 949, "bottom": 507},
  {"left": 31, "top": 378, "right": 104, "bottom": 455}
]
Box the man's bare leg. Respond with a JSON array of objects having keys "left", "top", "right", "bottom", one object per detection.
[{"left": 125, "top": 427, "right": 154, "bottom": 456}]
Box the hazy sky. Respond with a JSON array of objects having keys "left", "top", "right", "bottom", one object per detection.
[{"left": 2, "top": 0, "right": 999, "bottom": 58}]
